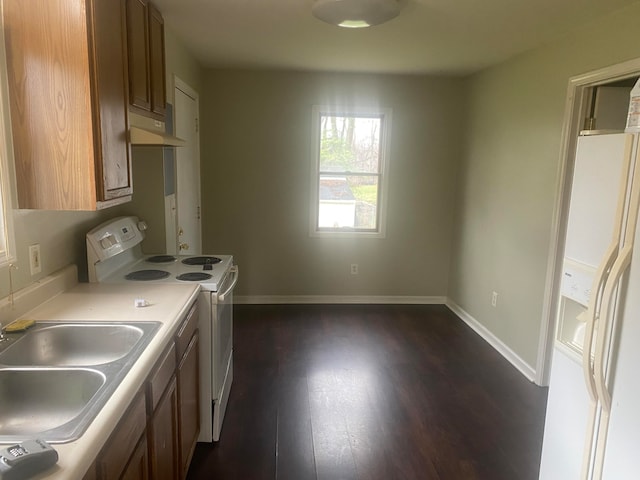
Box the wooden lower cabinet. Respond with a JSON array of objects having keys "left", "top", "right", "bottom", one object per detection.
[
  {"left": 177, "top": 332, "right": 200, "bottom": 479},
  {"left": 96, "top": 393, "right": 147, "bottom": 479},
  {"left": 90, "top": 301, "right": 200, "bottom": 479},
  {"left": 148, "top": 377, "right": 179, "bottom": 480},
  {"left": 82, "top": 463, "right": 97, "bottom": 480},
  {"left": 121, "top": 435, "right": 149, "bottom": 480}
]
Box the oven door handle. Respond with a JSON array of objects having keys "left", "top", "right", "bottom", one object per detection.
[{"left": 218, "top": 266, "right": 238, "bottom": 302}]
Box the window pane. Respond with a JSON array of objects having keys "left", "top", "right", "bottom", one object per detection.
[
  {"left": 318, "top": 175, "right": 378, "bottom": 230},
  {"left": 319, "top": 115, "right": 381, "bottom": 174}
]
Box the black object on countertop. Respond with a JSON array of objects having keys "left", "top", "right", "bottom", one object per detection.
[{"left": 0, "top": 439, "right": 58, "bottom": 480}]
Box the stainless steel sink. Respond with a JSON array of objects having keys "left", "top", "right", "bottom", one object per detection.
[
  {"left": 0, "top": 321, "right": 160, "bottom": 443},
  {"left": 0, "top": 323, "right": 149, "bottom": 366},
  {"left": 0, "top": 368, "right": 105, "bottom": 436}
]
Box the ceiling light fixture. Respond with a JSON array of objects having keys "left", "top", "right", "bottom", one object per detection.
[{"left": 312, "top": 0, "right": 401, "bottom": 28}]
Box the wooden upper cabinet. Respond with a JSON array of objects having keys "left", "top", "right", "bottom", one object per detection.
[
  {"left": 126, "top": 0, "right": 166, "bottom": 120},
  {"left": 148, "top": 3, "right": 167, "bottom": 118},
  {"left": 126, "top": 0, "right": 151, "bottom": 112},
  {"left": 3, "top": 0, "right": 133, "bottom": 210}
]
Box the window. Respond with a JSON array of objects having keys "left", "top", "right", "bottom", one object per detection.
[{"left": 310, "top": 105, "right": 391, "bottom": 238}]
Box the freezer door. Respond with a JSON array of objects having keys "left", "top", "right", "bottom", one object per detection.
[
  {"left": 539, "top": 349, "right": 591, "bottom": 480},
  {"left": 565, "top": 133, "right": 630, "bottom": 268}
]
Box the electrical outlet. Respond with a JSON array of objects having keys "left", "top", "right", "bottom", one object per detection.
[
  {"left": 491, "top": 291, "right": 498, "bottom": 307},
  {"left": 29, "top": 244, "right": 41, "bottom": 275},
  {"left": 350, "top": 264, "right": 358, "bottom": 275}
]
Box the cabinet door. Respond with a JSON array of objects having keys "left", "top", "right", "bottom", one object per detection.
[
  {"left": 82, "top": 463, "right": 97, "bottom": 480},
  {"left": 178, "top": 332, "right": 200, "bottom": 478},
  {"left": 4, "top": 0, "right": 132, "bottom": 209},
  {"left": 90, "top": 0, "right": 133, "bottom": 201},
  {"left": 97, "top": 392, "right": 147, "bottom": 480},
  {"left": 148, "top": 2, "right": 167, "bottom": 118},
  {"left": 126, "top": 0, "right": 151, "bottom": 111},
  {"left": 149, "top": 376, "right": 179, "bottom": 480},
  {"left": 121, "top": 435, "right": 150, "bottom": 480}
]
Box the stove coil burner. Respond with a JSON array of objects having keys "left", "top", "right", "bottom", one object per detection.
[
  {"left": 176, "top": 272, "right": 213, "bottom": 282},
  {"left": 146, "top": 255, "right": 177, "bottom": 263},
  {"left": 181, "top": 256, "right": 222, "bottom": 266},
  {"left": 125, "top": 269, "right": 171, "bottom": 281}
]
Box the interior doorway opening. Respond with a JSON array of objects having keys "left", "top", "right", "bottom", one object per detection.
[{"left": 537, "top": 59, "right": 640, "bottom": 386}]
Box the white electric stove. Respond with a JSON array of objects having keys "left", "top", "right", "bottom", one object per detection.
[{"left": 86, "top": 216, "right": 238, "bottom": 442}]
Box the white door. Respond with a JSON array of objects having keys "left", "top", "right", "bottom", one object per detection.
[{"left": 175, "top": 78, "right": 201, "bottom": 255}]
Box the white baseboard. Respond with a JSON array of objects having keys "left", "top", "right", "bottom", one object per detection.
[
  {"left": 235, "top": 295, "right": 447, "bottom": 305},
  {"left": 446, "top": 300, "right": 537, "bottom": 382}
]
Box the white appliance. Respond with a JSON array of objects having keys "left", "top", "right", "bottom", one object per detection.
[
  {"left": 86, "top": 216, "right": 238, "bottom": 442},
  {"left": 539, "top": 132, "right": 640, "bottom": 479}
]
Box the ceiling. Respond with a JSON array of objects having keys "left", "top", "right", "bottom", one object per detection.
[{"left": 152, "top": 0, "right": 640, "bottom": 75}]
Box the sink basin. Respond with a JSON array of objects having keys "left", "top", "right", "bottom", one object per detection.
[
  {"left": 0, "top": 321, "right": 160, "bottom": 443},
  {"left": 0, "top": 323, "right": 149, "bottom": 366},
  {"left": 0, "top": 368, "right": 105, "bottom": 436}
]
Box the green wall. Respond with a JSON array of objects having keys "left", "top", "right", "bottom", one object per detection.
[
  {"left": 449, "top": 3, "right": 640, "bottom": 368},
  {"left": 200, "top": 71, "right": 466, "bottom": 298}
]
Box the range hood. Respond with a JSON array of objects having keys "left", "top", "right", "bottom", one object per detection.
[
  {"left": 130, "top": 126, "right": 186, "bottom": 146},
  {"left": 129, "top": 111, "right": 185, "bottom": 146}
]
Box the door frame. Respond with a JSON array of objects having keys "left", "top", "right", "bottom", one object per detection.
[
  {"left": 537, "top": 57, "right": 640, "bottom": 386},
  {"left": 172, "top": 75, "right": 201, "bottom": 254}
]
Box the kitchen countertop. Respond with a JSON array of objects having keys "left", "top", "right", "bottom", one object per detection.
[{"left": 0, "top": 280, "right": 200, "bottom": 480}]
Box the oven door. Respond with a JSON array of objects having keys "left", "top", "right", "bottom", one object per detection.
[
  {"left": 214, "top": 266, "right": 237, "bottom": 399},
  {"left": 198, "top": 265, "right": 238, "bottom": 442}
]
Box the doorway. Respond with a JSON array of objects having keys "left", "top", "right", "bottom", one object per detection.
[
  {"left": 538, "top": 58, "right": 640, "bottom": 386},
  {"left": 174, "top": 77, "right": 201, "bottom": 255}
]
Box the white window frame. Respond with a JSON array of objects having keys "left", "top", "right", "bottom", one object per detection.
[
  {"left": 309, "top": 105, "right": 392, "bottom": 238},
  {"left": 0, "top": 17, "right": 16, "bottom": 267}
]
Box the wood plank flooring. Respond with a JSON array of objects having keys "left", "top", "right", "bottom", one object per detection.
[{"left": 187, "top": 304, "right": 548, "bottom": 480}]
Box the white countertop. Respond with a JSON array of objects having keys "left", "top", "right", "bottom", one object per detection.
[{"left": 0, "top": 281, "right": 200, "bottom": 480}]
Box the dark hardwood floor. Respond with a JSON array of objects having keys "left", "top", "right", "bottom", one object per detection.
[{"left": 187, "top": 304, "right": 548, "bottom": 480}]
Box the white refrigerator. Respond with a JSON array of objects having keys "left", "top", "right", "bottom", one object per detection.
[{"left": 539, "top": 132, "right": 640, "bottom": 480}]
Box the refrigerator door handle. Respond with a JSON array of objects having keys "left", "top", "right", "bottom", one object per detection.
[
  {"left": 594, "top": 247, "right": 634, "bottom": 412},
  {"left": 580, "top": 243, "right": 618, "bottom": 480},
  {"left": 582, "top": 244, "right": 617, "bottom": 402},
  {"left": 590, "top": 245, "right": 634, "bottom": 480},
  {"left": 582, "top": 134, "right": 634, "bottom": 408}
]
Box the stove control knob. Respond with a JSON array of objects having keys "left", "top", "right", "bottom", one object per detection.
[{"left": 100, "top": 234, "right": 115, "bottom": 249}]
